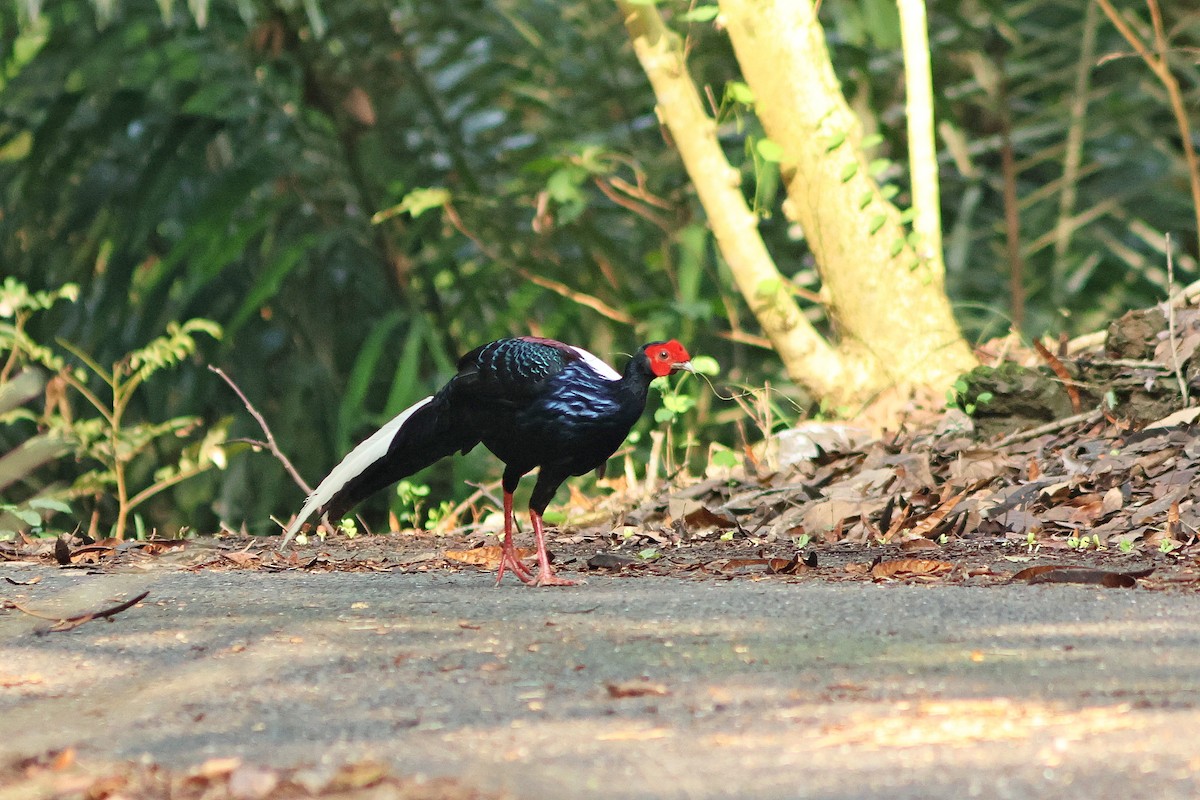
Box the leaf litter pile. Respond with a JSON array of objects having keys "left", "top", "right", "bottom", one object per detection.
[
  {"left": 1, "top": 749, "right": 503, "bottom": 800},
  {"left": 4, "top": 304, "right": 1200, "bottom": 597}
]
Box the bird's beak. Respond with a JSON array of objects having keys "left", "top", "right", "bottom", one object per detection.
[{"left": 673, "top": 360, "right": 694, "bottom": 374}]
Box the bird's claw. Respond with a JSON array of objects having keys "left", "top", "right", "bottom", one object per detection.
[
  {"left": 496, "top": 552, "right": 536, "bottom": 585},
  {"left": 533, "top": 571, "right": 576, "bottom": 587}
]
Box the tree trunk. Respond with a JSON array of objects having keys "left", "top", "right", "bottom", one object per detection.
[
  {"left": 719, "top": 0, "right": 975, "bottom": 391},
  {"left": 618, "top": 0, "right": 977, "bottom": 408}
]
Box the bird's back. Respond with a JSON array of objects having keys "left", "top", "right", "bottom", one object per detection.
[{"left": 451, "top": 338, "right": 642, "bottom": 476}]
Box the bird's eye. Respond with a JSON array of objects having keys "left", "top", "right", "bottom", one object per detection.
[{"left": 658, "top": 350, "right": 669, "bottom": 359}]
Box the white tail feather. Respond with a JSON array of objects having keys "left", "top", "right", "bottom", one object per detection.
[{"left": 280, "top": 396, "right": 435, "bottom": 546}]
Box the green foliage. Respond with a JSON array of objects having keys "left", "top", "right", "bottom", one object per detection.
[
  {"left": 54, "top": 317, "right": 225, "bottom": 539},
  {"left": 947, "top": 377, "right": 995, "bottom": 417},
  {"left": 1, "top": 0, "right": 1194, "bottom": 537},
  {"left": 0, "top": 369, "right": 72, "bottom": 539},
  {"left": 2, "top": 275, "right": 225, "bottom": 539}
]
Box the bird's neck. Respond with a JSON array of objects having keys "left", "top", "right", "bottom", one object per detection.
[{"left": 613, "top": 355, "right": 655, "bottom": 404}]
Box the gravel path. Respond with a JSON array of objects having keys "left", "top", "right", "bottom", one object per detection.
[{"left": 3, "top": 566, "right": 1199, "bottom": 799}]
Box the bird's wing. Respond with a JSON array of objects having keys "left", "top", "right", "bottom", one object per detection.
[{"left": 453, "top": 337, "right": 617, "bottom": 403}]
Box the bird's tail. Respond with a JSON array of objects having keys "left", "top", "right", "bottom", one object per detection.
[{"left": 280, "top": 393, "right": 474, "bottom": 546}]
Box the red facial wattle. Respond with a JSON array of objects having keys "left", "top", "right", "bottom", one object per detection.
[{"left": 646, "top": 340, "right": 693, "bottom": 377}]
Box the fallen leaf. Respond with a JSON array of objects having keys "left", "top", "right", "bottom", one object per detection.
[
  {"left": 767, "top": 553, "right": 817, "bottom": 574},
  {"left": 1018, "top": 566, "right": 1155, "bottom": 588},
  {"left": 871, "top": 558, "right": 954, "bottom": 580},
  {"left": 444, "top": 546, "right": 534, "bottom": 568},
  {"left": 0, "top": 672, "right": 44, "bottom": 687},
  {"left": 587, "top": 552, "right": 638, "bottom": 570},
  {"left": 1145, "top": 406, "right": 1200, "bottom": 430},
  {"left": 596, "top": 728, "right": 672, "bottom": 741},
  {"left": 683, "top": 506, "right": 737, "bottom": 531},
  {"left": 1010, "top": 564, "right": 1072, "bottom": 582},
  {"left": 716, "top": 557, "right": 771, "bottom": 573},
  {"left": 326, "top": 761, "right": 391, "bottom": 791},
  {"left": 606, "top": 680, "right": 669, "bottom": 698},
  {"left": 899, "top": 537, "right": 941, "bottom": 551},
  {"left": 228, "top": 765, "right": 279, "bottom": 800},
  {"left": 50, "top": 747, "right": 75, "bottom": 771}
]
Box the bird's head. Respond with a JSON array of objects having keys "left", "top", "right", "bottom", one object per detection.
[{"left": 642, "top": 340, "right": 693, "bottom": 378}]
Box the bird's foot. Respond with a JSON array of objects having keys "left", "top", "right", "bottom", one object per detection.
[
  {"left": 533, "top": 570, "right": 576, "bottom": 587},
  {"left": 496, "top": 553, "right": 536, "bottom": 585}
]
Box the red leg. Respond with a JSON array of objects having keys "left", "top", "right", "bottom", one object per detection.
[
  {"left": 496, "top": 491, "right": 534, "bottom": 585},
  {"left": 530, "top": 508, "right": 575, "bottom": 587}
]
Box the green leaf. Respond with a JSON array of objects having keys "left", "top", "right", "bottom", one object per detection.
[
  {"left": 690, "top": 354, "right": 720, "bottom": 375},
  {"left": 867, "top": 214, "right": 887, "bottom": 235},
  {"left": 824, "top": 131, "right": 847, "bottom": 151},
  {"left": 755, "top": 138, "right": 784, "bottom": 163},
  {"left": 755, "top": 277, "right": 781, "bottom": 299},
  {"left": 26, "top": 498, "right": 71, "bottom": 514},
  {"left": 868, "top": 158, "right": 890, "bottom": 176},
  {"left": 663, "top": 393, "right": 695, "bottom": 414},
  {"left": 680, "top": 5, "right": 718, "bottom": 22},
  {"left": 839, "top": 162, "right": 858, "bottom": 182},
  {"left": 372, "top": 187, "right": 451, "bottom": 223},
  {"left": 880, "top": 184, "right": 899, "bottom": 199},
  {"left": 654, "top": 407, "right": 675, "bottom": 424},
  {"left": 861, "top": 133, "right": 884, "bottom": 149},
  {"left": 724, "top": 81, "right": 755, "bottom": 106},
  {"left": 711, "top": 450, "right": 738, "bottom": 468}
]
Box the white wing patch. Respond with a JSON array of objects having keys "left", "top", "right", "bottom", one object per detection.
[
  {"left": 569, "top": 345, "right": 621, "bottom": 381},
  {"left": 280, "top": 396, "right": 435, "bottom": 546}
]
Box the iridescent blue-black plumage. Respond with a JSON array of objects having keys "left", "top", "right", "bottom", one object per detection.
[{"left": 288, "top": 336, "right": 692, "bottom": 585}]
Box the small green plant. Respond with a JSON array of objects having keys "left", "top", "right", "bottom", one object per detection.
[
  {"left": 637, "top": 546, "right": 661, "bottom": 561},
  {"left": 792, "top": 532, "right": 812, "bottom": 548},
  {"left": 1065, "top": 533, "right": 1103, "bottom": 551},
  {"left": 54, "top": 319, "right": 226, "bottom": 540},
  {"left": 394, "top": 479, "right": 431, "bottom": 528},
  {"left": 1159, "top": 538, "right": 1180, "bottom": 554},
  {"left": 1118, "top": 538, "right": 1134, "bottom": 553},
  {"left": 947, "top": 377, "right": 995, "bottom": 416},
  {"left": 423, "top": 499, "right": 455, "bottom": 530},
  {"left": 2, "top": 278, "right": 226, "bottom": 540},
  {"left": 651, "top": 354, "right": 720, "bottom": 425},
  {"left": 0, "top": 371, "right": 73, "bottom": 539},
  {"left": 0, "top": 282, "right": 78, "bottom": 539},
  {"left": 710, "top": 449, "right": 739, "bottom": 470}
]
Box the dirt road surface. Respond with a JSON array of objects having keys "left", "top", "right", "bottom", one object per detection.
[{"left": 3, "top": 566, "right": 1200, "bottom": 798}]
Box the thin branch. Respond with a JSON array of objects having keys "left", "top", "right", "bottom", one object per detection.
[
  {"left": 209, "top": 365, "right": 312, "bottom": 495},
  {"left": 1165, "top": 234, "right": 1190, "bottom": 406},
  {"left": 994, "top": 409, "right": 1104, "bottom": 448},
  {"left": 443, "top": 201, "right": 637, "bottom": 325},
  {"left": 1095, "top": 0, "right": 1200, "bottom": 257},
  {"left": 1052, "top": 0, "right": 1099, "bottom": 303},
  {"left": 592, "top": 176, "right": 673, "bottom": 232},
  {"left": 3, "top": 591, "right": 149, "bottom": 633}
]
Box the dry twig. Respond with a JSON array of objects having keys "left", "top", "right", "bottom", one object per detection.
[
  {"left": 209, "top": 365, "right": 312, "bottom": 495},
  {"left": 3, "top": 591, "right": 149, "bottom": 633}
]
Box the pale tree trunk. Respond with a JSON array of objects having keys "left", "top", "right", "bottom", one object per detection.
[
  {"left": 897, "top": 0, "right": 943, "bottom": 267},
  {"left": 618, "top": 0, "right": 977, "bottom": 407}
]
